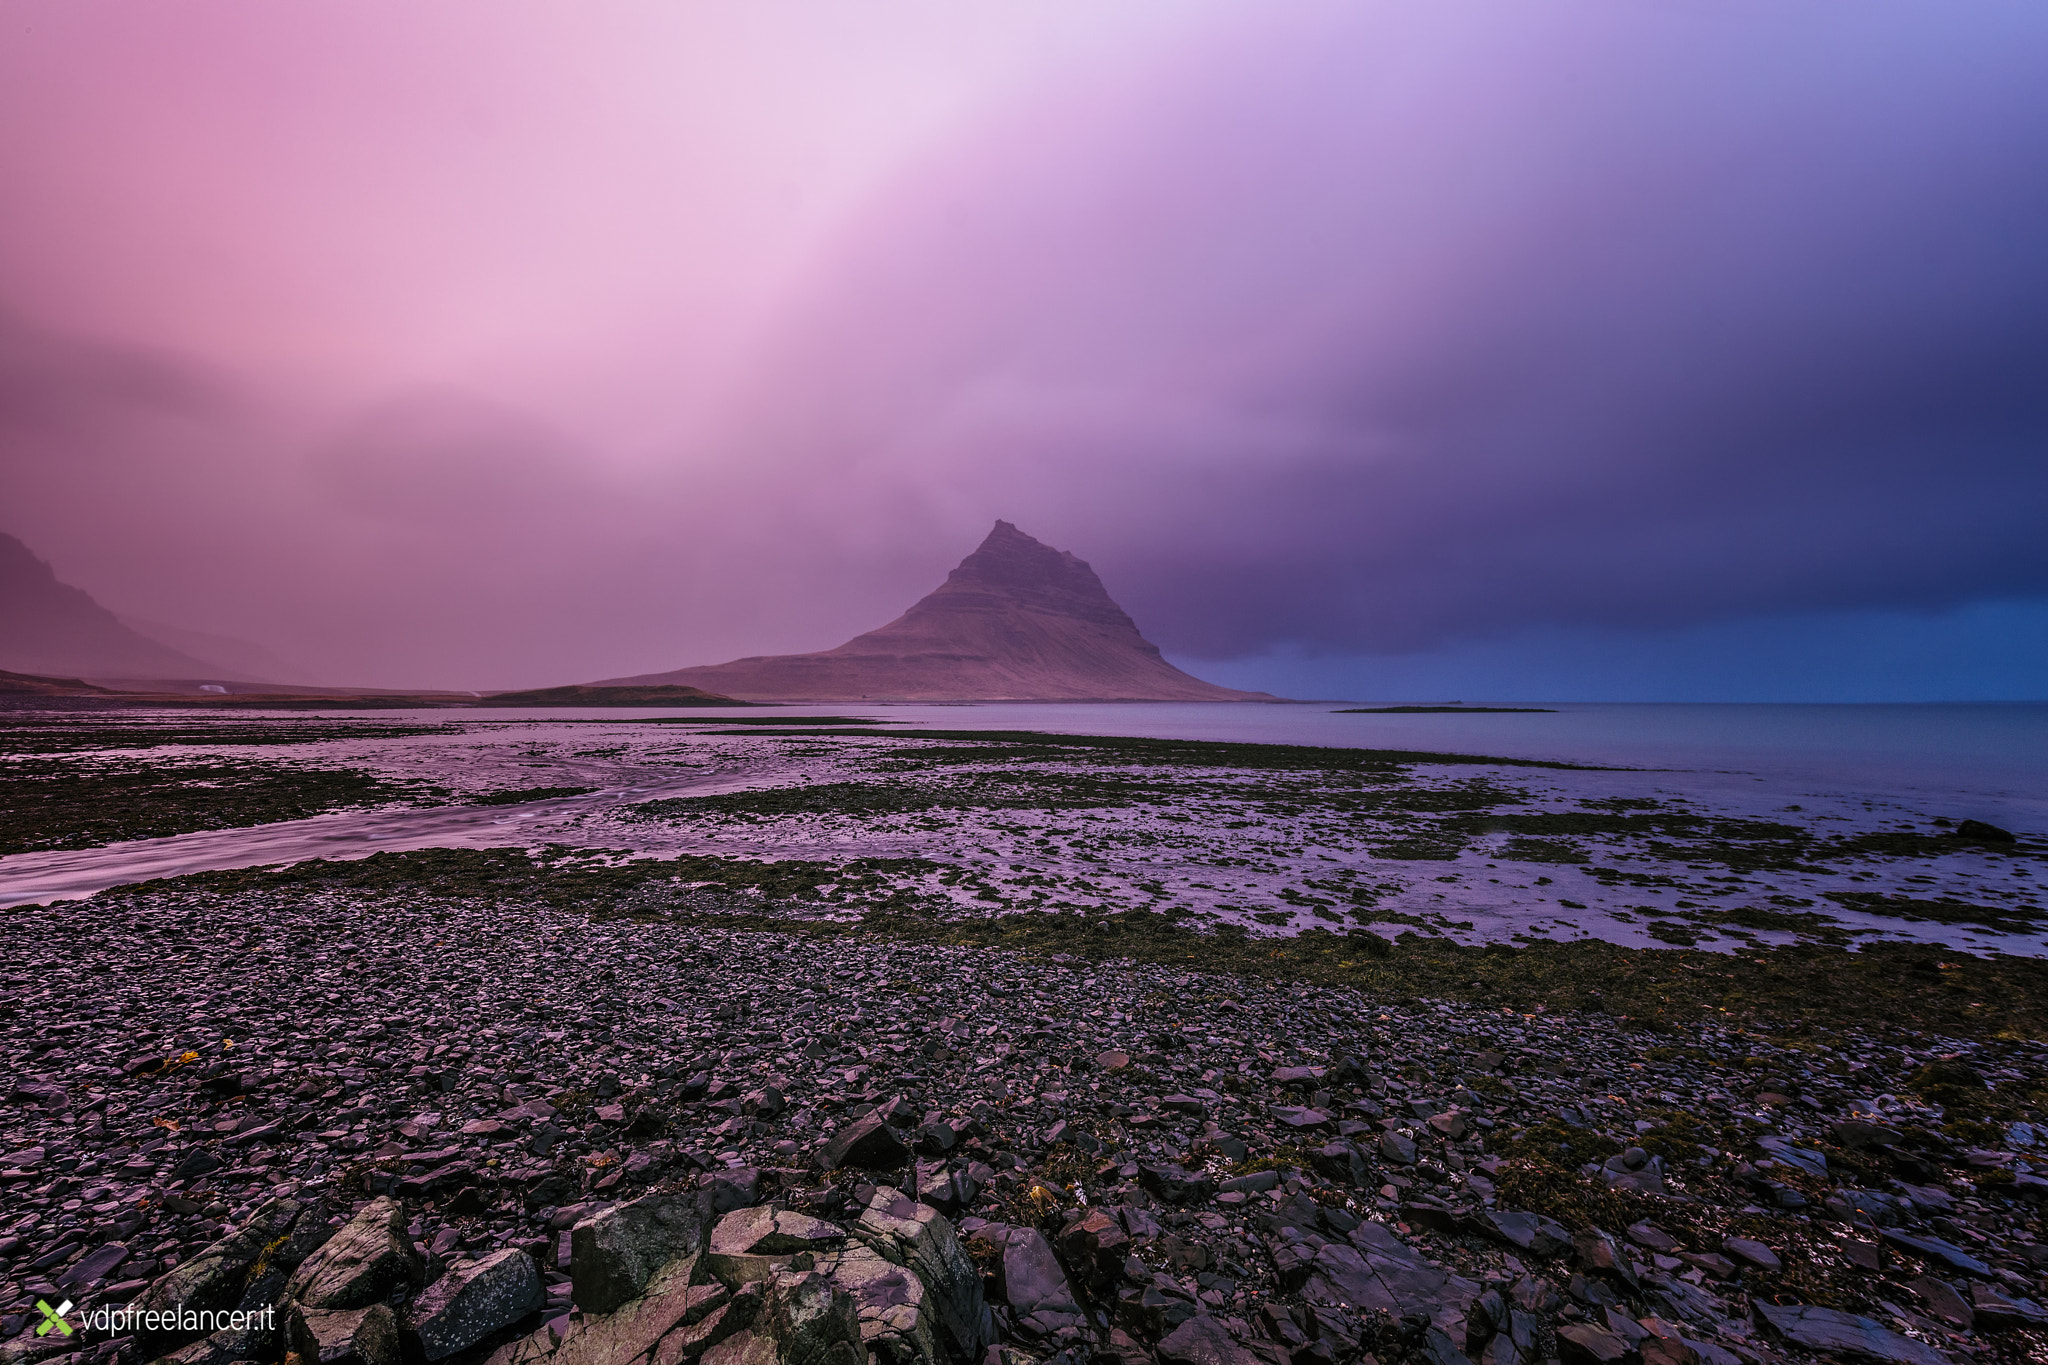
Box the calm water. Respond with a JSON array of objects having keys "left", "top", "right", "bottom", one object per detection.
[{"left": 729, "top": 700, "right": 2048, "bottom": 822}]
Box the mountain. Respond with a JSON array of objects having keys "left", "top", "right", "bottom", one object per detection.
[
  {"left": 0, "top": 532, "right": 242, "bottom": 681},
  {"left": 598, "top": 520, "right": 1275, "bottom": 701}
]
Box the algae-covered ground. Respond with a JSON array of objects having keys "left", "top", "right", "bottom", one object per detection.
[{"left": 0, "top": 713, "right": 453, "bottom": 856}]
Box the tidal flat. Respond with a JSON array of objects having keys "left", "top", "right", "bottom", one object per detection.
[{"left": 4, "top": 708, "right": 2043, "bottom": 961}]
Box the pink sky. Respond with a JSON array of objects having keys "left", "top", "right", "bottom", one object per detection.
[{"left": 4, "top": 1, "right": 2045, "bottom": 692}]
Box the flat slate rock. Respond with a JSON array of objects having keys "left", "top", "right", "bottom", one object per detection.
[{"left": 1755, "top": 1303, "right": 1951, "bottom": 1365}]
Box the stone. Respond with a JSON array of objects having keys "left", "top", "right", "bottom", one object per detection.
[
  {"left": 1967, "top": 1285, "right": 2048, "bottom": 1331},
  {"left": 700, "top": 1169, "right": 765, "bottom": 1219},
  {"left": 1754, "top": 1303, "right": 1952, "bottom": 1365},
  {"left": 289, "top": 1304, "right": 403, "bottom": 1365},
  {"left": 172, "top": 1150, "right": 222, "bottom": 1181},
  {"left": 573, "top": 1192, "right": 709, "bottom": 1314},
  {"left": 553, "top": 1260, "right": 725, "bottom": 1365},
  {"left": 1625, "top": 1223, "right": 1678, "bottom": 1255},
  {"left": 55, "top": 1241, "right": 129, "bottom": 1290},
  {"left": 133, "top": 1196, "right": 324, "bottom": 1352},
  {"left": 1059, "top": 1208, "right": 1130, "bottom": 1284},
  {"left": 971, "top": 1224, "right": 1084, "bottom": 1343},
  {"left": 1904, "top": 1277, "right": 1973, "bottom": 1329},
  {"left": 1952, "top": 819, "right": 2016, "bottom": 842},
  {"left": 848, "top": 1188, "right": 987, "bottom": 1361},
  {"left": 287, "top": 1197, "right": 424, "bottom": 1311},
  {"left": 1719, "top": 1238, "right": 1780, "bottom": 1272},
  {"left": 1879, "top": 1230, "right": 1990, "bottom": 1279},
  {"left": 813, "top": 1242, "right": 935, "bottom": 1365},
  {"left": 1756, "top": 1137, "right": 1827, "bottom": 1179},
  {"left": 1138, "top": 1163, "right": 1214, "bottom": 1205},
  {"left": 761, "top": 1269, "right": 865, "bottom": 1365},
  {"left": 1379, "top": 1132, "right": 1417, "bottom": 1165},
  {"left": 1555, "top": 1325, "right": 1631, "bottom": 1363},
  {"left": 1574, "top": 1228, "right": 1640, "bottom": 1290},
  {"left": 649, "top": 1292, "right": 759, "bottom": 1365},
  {"left": 1829, "top": 1119, "right": 1905, "bottom": 1149},
  {"left": 700, "top": 1330, "right": 781, "bottom": 1365},
  {"left": 651, "top": 1285, "right": 762, "bottom": 1365},
  {"left": 408, "top": 1249, "right": 544, "bottom": 1360},
  {"left": 1300, "top": 1222, "right": 1477, "bottom": 1340},
  {"left": 1426, "top": 1111, "right": 1469, "bottom": 1140},
  {"left": 707, "top": 1207, "right": 847, "bottom": 1288},
  {"left": 1269, "top": 1067, "right": 1326, "bottom": 1090},
  {"left": 1157, "top": 1312, "right": 1264, "bottom": 1365},
  {"left": 1483, "top": 1211, "right": 1572, "bottom": 1257},
  {"left": 823, "top": 1113, "right": 912, "bottom": 1171}
]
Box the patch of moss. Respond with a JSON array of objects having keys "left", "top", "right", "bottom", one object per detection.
[
  {"left": 1497, "top": 1119, "right": 1624, "bottom": 1169},
  {"left": 1823, "top": 892, "right": 2044, "bottom": 936}
]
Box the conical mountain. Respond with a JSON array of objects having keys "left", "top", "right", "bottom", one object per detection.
[{"left": 600, "top": 521, "right": 1273, "bottom": 701}]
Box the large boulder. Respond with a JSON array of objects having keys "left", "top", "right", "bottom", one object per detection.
[
  {"left": 288, "top": 1197, "right": 426, "bottom": 1310},
  {"left": 1302, "top": 1222, "right": 1477, "bottom": 1343},
  {"left": 289, "top": 1304, "right": 403, "bottom": 1365},
  {"left": 1157, "top": 1312, "right": 1269, "bottom": 1365},
  {"left": 551, "top": 1258, "right": 725, "bottom": 1365},
  {"left": 705, "top": 1207, "right": 847, "bottom": 1288},
  {"left": 573, "top": 1192, "right": 710, "bottom": 1314},
  {"left": 849, "top": 1188, "right": 988, "bottom": 1362},
  {"left": 759, "top": 1268, "right": 864, "bottom": 1365},
  {"left": 132, "top": 1196, "right": 327, "bottom": 1354},
  {"left": 968, "top": 1224, "right": 1086, "bottom": 1347},
  {"left": 812, "top": 1244, "right": 936, "bottom": 1365},
  {"left": 650, "top": 1283, "right": 763, "bottom": 1365},
  {"left": 408, "top": 1249, "right": 544, "bottom": 1360}
]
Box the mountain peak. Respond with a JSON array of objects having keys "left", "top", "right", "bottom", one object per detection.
[{"left": 598, "top": 521, "right": 1273, "bottom": 702}]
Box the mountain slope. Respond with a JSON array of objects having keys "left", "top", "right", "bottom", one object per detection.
[
  {"left": 116, "top": 615, "right": 301, "bottom": 684},
  {"left": 0, "top": 532, "right": 233, "bottom": 680},
  {"left": 600, "top": 521, "right": 1273, "bottom": 701}
]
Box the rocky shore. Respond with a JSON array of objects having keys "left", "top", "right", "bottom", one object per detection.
[{"left": 3, "top": 884, "right": 2045, "bottom": 1365}]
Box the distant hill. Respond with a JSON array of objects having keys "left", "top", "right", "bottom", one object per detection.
[
  {"left": 0, "top": 668, "right": 117, "bottom": 696},
  {"left": 479, "top": 683, "right": 742, "bottom": 707},
  {"left": 597, "top": 520, "right": 1276, "bottom": 702},
  {"left": 0, "top": 532, "right": 238, "bottom": 681}
]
